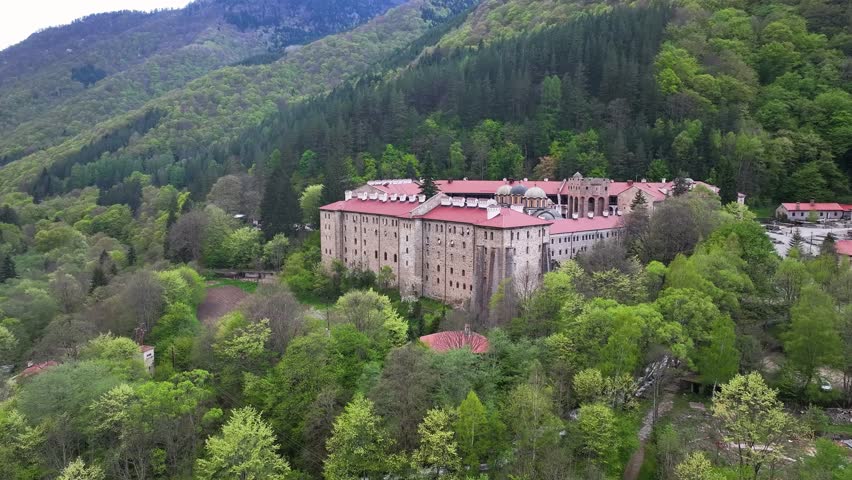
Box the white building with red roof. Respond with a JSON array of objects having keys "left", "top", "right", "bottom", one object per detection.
[
  {"left": 776, "top": 201, "right": 847, "bottom": 222},
  {"left": 323, "top": 174, "right": 719, "bottom": 310}
]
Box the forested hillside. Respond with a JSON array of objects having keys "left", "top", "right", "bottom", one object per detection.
[
  {"left": 0, "top": 0, "right": 407, "bottom": 172},
  {"left": 0, "top": 0, "right": 478, "bottom": 197},
  {"left": 1, "top": 0, "right": 852, "bottom": 479}
]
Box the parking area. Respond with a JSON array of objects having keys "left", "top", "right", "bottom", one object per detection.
[{"left": 763, "top": 221, "right": 852, "bottom": 257}]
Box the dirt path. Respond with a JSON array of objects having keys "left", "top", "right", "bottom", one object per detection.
[
  {"left": 623, "top": 393, "right": 674, "bottom": 480},
  {"left": 197, "top": 286, "right": 248, "bottom": 327}
]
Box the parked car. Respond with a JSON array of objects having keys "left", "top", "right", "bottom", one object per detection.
[{"left": 820, "top": 378, "right": 832, "bottom": 392}]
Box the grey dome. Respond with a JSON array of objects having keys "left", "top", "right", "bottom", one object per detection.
[
  {"left": 496, "top": 185, "right": 511, "bottom": 195},
  {"left": 509, "top": 184, "right": 528, "bottom": 195},
  {"left": 525, "top": 186, "right": 547, "bottom": 198}
]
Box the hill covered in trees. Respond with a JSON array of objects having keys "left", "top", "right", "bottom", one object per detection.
[
  {"left": 0, "top": 0, "right": 408, "bottom": 172},
  {"left": 0, "top": 0, "right": 852, "bottom": 478}
]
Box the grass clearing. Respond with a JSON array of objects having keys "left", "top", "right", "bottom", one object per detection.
[{"left": 206, "top": 277, "right": 258, "bottom": 293}]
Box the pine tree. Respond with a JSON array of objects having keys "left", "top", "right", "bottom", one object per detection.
[
  {"left": 820, "top": 232, "right": 837, "bottom": 256},
  {"left": 716, "top": 157, "right": 738, "bottom": 205},
  {"left": 90, "top": 266, "right": 108, "bottom": 293},
  {"left": 630, "top": 191, "right": 647, "bottom": 210},
  {"left": 163, "top": 200, "right": 177, "bottom": 259},
  {"left": 419, "top": 160, "right": 439, "bottom": 198},
  {"left": 260, "top": 164, "right": 301, "bottom": 239},
  {"left": 789, "top": 228, "right": 805, "bottom": 255},
  {"left": 127, "top": 245, "right": 137, "bottom": 266},
  {"left": 0, "top": 255, "right": 17, "bottom": 283},
  {"left": 672, "top": 176, "right": 690, "bottom": 196}
]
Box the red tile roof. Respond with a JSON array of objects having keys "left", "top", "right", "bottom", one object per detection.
[
  {"left": 435, "top": 179, "right": 567, "bottom": 195},
  {"left": 420, "top": 205, "right": 552, "bottom": 229},
  {"left": 549, "top": 216, "right": 624, "bottom": 235},
  {"left": 420, "top": 331, "right": 489, "bottom": 353},
  {"left": 837, "top": 240, "right": 852, "bottom": 257},
  {"left": 320, "top": 198, "right": 420, "bottom": 218},
  {"left": 781, "top": 202, "right": 845, "bottom": 211},
  {"left": 366, "top": 181, "right": 423, "bottom": 195},
  {"left": 609, "top": 181, "right": 669, "bottom": 201},
  {"left": 322, "top": 198, "right": 552, "bottom": 229},
  {"left": 19, "top": 361, "right": 59, "bottom": 378},
  {"left": 842, "top": 204, "right": 852, "bottom": 212},
  {"left": 140, "top": 345, "right": 155, "bottom": 353}
]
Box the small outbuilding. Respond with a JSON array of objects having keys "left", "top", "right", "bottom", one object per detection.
[{"left": 419, "top": 325, "right": 489, "bottom": 354}]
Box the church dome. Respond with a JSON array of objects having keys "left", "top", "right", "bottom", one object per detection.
[
  {"left": 524, "top": 186, "right": 546, "bottom": 198},
  {"left": 509, "top": 184, "right": 528, "bottom": 195},
  {"left": 496, "top": 185, "right": 511, "bottom": 195}
]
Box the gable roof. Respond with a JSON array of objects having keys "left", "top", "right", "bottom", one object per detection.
[
  {"left": 419, "top": 205, "right": 552, "bottom": 228},
  {"left": 549, "top": 216, "right": 624, "bottom": 235},
  {"left": 322, "top": 198, "right": 552, "bottom": 229},
  {"left": 837, "top": 240, "right": 852, "bottom": 257},
  {"left": 781, "top": 202, "right": 845, "bottom": 211}
]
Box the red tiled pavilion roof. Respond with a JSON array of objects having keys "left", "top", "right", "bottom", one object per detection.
[{"left": 420, "top": 331, "right": 489, "bottom": 353}]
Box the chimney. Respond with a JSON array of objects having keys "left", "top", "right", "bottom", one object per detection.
[
  {"left": 344, "top": 190, "right": 352, "bottom": 201},
  {"left": 627, "top": 180, "right": 633, "bottom": 186},
  {"left": 390, "top": 193, "right": 398, "bottom": 201},
  {"left": 810, "top": 199, "right": 815, "bottom": 205},
  {"left": 661, "top": 177, "right": 666, "bottom": 183},
  {"left": 418, "top": 194, "right": 426, "bottom": 203},
  {"left": 796, "top": 201, "right": 800, "bottom": 210},
  {"left": 399, "top": 194, "right": 407, "bottom": 202},
  {"left": 379, "top": 193, "right": 388, "bottom": 202},
  {"left": 464, "top": 324, "right": 471, "bottom": 338},
  {"left": 487, "top": 206, "right": 500, "bottom": 220},
  {"left": 523, "top": 178, "right": 528, "bottom": 182}
]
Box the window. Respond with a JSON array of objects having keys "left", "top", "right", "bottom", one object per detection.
[
  {"left": 374, "top": 251, "right": 378, "bottom": 259},
  {"left": 394, "top": 254, "right": 397, "bottom": 263},
  {"left": 437, "top": 265, "right": 441, "bottom": 272},
  {"left": 450, "top": 267, "right": 454, "bottom": 274},
  {"left": 490, "top": 232, "right": 493, "bottom": 240},
  {"left": 384, "top": 252, "right": 387, "bottom": 261},
  {"left": 462, "top": 269, "right": 465, "bottom": 276}
]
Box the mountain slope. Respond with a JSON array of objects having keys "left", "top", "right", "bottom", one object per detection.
[
  {"left": 0, "top": 0, "right": 406, "bottom": 164},
  {"left": 0, "top": 0, "right": 477, "bottom": 196}
]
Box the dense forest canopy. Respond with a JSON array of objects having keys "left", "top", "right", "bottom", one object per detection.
[{"left": 0, "top": 0, "right": 851, "bottom": 479}]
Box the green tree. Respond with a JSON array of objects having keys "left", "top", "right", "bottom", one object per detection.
[
  {"left": 196, "top": 407, "right": 290, "bottom": 480},
  {"left": 300, "top": 184, "right": 324, "bottom": 228},
  {"left": 412, "top": 408, "right": 460, "bottom": 478},
  {"left": 419, "top": 160, "right": 439, "bottom": 197},
  {"left": 454, "top": 390, "right": 501, "bottom": 472},
  {"left": 504, "top": 378, "right": 563, "bottom": 475},
  {"left": 0, "top": 254, "right": 16, "bottom": 282},
  {"left": 0, "top": 325, "right": 17, "bottom": 365},
  {"left": 712, "top": 373, "right": 800, "bottom": 479},
  {"left": 696, "top": 316, "right": 739, "bottom": 391},
  {"left": 263, "top": 234, "right": 290, "bottom": 271},
  {"left": 675, "top": 452, "right": 724, "bottom": 480},
  {"left": 58, "top": 458, "right": 105, "bottom": 480},
  {"left": 577, "top": 403, "right": 619, "bottom": 468},
  {"left": 797, "top": 438, "right": 852, "bottom": 480},
  {"left": 784, "top": 285, "right": 841, "bottom": 390},
  {"left": 324, "top": 394, "right": 400, "bottom": 480},
  {"left": 224, "top": 227, "right": 263, "bottom": 269}
]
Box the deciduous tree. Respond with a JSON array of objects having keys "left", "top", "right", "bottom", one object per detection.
[{"left": 196, "top": 407, "right": 290, "bottom": 480}]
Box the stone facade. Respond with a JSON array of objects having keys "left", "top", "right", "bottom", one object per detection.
[
  {"left": 322, "top": 175, "right": 721, "bottom": 309},
  {"left": 321, "top": 193, "right": 550, "bottom": 309}
]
